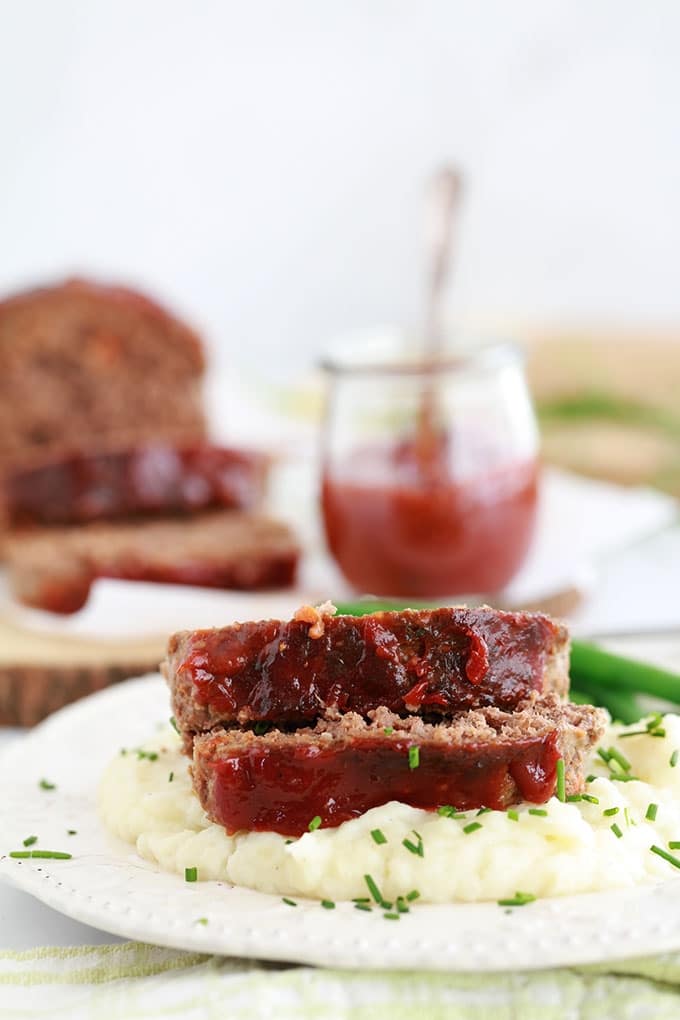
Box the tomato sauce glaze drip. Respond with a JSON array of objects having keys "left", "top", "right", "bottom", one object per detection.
[{"left": 206, "top": 731, "right": 561, "bottom": 836}]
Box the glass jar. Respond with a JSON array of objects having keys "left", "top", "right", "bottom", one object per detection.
[{"left": 320, "top": 333, "right": 540, "bottom": 598}]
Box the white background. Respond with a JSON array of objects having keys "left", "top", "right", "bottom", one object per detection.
[{"left": 2, "top": 1, "right": 680, "bottom": 382}]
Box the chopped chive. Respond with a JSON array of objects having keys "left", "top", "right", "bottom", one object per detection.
[
  {"left": 608, "top": 748, "right": 632, "bottom": 773},
  {"left": 308, "top": 815, "right": 322, "bottom": 832},
  {"left": 184, "top": 867, "right": 198, "bottom": 882},
  {"left": 383, "top": 912, "right": 400, "bottom": 920},
  {"left": 168, "top": 772, "right": 174, "bottom": 783},
  {"left": 620, "top": 715, "right": 665, "bottom": 739},
  {"left": 355, "top": 902, "right": 372, "bottom": 912},
  {"left": 671, "top": 750, "right": 679, "bottom": 768},
  {"left": 611, "top": 823, "right": 623, "bottom": 839},
  {"left": 651, "top": 845, "right": 680, "bottom": 869},
  {"left": 437, "top": 805, "right": 467, "bottom": 819},
  {"left": 646, "top": 804, "right": 658, "bottom": 821},
  {"left": 351, "top": 897, "right": 371, "bottom": 904},
  {"left": 603, "top": 807, "right": 620, "bottom": 817},
  {"left": 364, "top": 873, "right": 383, "bottom": 905},
  {"left": 497, "top": 891, "right": 536, "bottom": 907},
  {"left": 581, "top": 794, "right": 600, "bottom": 805},
  {"left": 371, "top": 828, "right": 387, "bottom": 845},
  {"left": 22, "top": 836, "right": 38, "bottom": 847},
  {"left": 476, "top": 807, "right": 491, "bottom": 816},
  {"left": 624, "top": 807, "right": 633, "bottom": 828},
  {"left": 566, "top": 794, "right": 582, "bottom": 802},
  {"left": 463, "top": 822, "right": 482, "bottom": 835},
  {"left": 556, "top": 759, "right": 566, "bottom": 802},
  {"left": 321, "top": 899, "right": 335, "bottom": 910},
  {"left": 408, "top": 746, "right": 420, "bottom": 770},
  {"left": 507, "top": 809, "right": 519, "bottom": 822},
  {"left": 282, "top": 897, "right": 297, "bottom": 907},
  {"left": 39, "top": 779, "right": 56, "bottom": 791},
  {"left": 196, "top": 917, "right": 208, "bottom": 925},
  {"left": 67, "top": 830, "right": 77, "bottom": 836},
  {"left": 136, "top": 750, "right": 158, "bottom": 762},
  {"left": 669, "top": 842, "right": 680, "bottom": 850},
  {"left": 285, "top": 839, "right": 294, "bottom": 845},
  {"left": 406, "top": 889, "right": 420, "bottom": 902},
  {"left": 253, "top": 721, "right": 270, "bottom": 735},
  {"left": 597, "top": 748, "right": 612, "bottom": 766},
  {"left": 383, "top": 727, "right": 394, "bottom": 735},
  {"left": 9, "top": 850, "right": 71, "bottom": 859},
  {"left": 169, "top": 716, "right": 180, "bottom": 734},
  {"left": 586, "top": 775, "right": 598, "bottom": 784},
  {"left": 437, "top": 805, "right": 455, "bottom": 817},
  {"left": 396, "top": 896, "right": 409, "bottom": 913},
  {"left": 402, "top": 830, "right": 424, "bottom": 857},
  {"left": 610, "top": 774, "right": 640, "bottom": 783},
  {"left": 528, "top": 808, "right": 548, "bottom": 817}
]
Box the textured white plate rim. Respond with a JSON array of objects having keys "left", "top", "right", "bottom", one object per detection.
[{"left": 2, "top": 675, "right": 680, "bottom": 972}]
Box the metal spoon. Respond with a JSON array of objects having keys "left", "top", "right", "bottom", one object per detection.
[
  {"left": 415, "top": 166, "right": 464, "bottom": 466},
  {"left": 422, "top": 166, "right": 464, "bottom": 361}
]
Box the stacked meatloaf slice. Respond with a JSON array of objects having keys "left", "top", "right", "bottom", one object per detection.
[
  {"left": 163, "top": 605, "right": 606, "bottom": 837},
  {"left": 4, "top": 442, "right": 298, "bottom": 613},
  {"left": 0, "top": 277, "right": 300, "bottom": 614},
  {"left": 0, "top": 277, "right": 300, "bottom": 722}
]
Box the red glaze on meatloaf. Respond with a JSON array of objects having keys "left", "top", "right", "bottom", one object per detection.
[
  {"left": 191, "top": 696, "right": 606, "bottom": 836},
  {"left": 165, "top": 606, "right": 570, "bottom": 739},
  {"left": 3, "top": 443, "right": 269, "bottom": 527}
]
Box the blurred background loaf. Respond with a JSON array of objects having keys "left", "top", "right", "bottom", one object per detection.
[{"left": 0, "top": 278, "right": 206, "bottom": 474}]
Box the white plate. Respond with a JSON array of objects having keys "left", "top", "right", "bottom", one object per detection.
[{"left": 2, "top": 675, "right": 680, "bottom": 972}]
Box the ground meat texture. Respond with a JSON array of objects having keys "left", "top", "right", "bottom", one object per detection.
[
  {"left": 191, "top": 696, "right": 606, "bottom": 836},
  {"left": 165, "top": 606, "right": 570, "bottom": 739},
  {"left": 6, "top": 511, "right": 299, "bottom": 613},
  {"left": 0, "top": 278, "right": 205, "bottom": 474},
  {"left": 3, "top": 443, "right": 269, "bottom": 527}
]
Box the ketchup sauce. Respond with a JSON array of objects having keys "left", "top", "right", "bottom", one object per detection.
[
  {"left": 322, "top": 447, "right": 539, "bottom": 597},
  {"left": 175, "top": 607, "right": 563, "bottom": 724},
  {"left": 206, "top": 730, "right": 561, "bottom": 836}
]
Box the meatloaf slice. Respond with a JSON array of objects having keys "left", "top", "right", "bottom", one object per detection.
[
  {"left": 191, "top": 695, "right": 606, "bottom": 836},
  {"left": 3, "top": 443, "right": 269, "bottom": 527},
  {"left": 165, "top": 606, "right": 570, "bottom": 742},
  {"left": 6, "top": 510, "right": 299, "bottom": 614},
  {"left": 0, "top": 277, "right": 205, "bottom": 473}
]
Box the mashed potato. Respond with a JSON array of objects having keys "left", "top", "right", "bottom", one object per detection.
[{"left": 99, "top": 714, "right": 680, "bottom": 903}]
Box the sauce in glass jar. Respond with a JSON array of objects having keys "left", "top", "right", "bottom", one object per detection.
[{"left": 320, "top": 336, "right": 540, "bottom": 598}]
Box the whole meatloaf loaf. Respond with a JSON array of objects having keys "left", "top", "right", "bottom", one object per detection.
[
  {"left": 164, "top": 605, "right": 570, "bottom": 745},
  {"left": 0, "top": 277, "right": 205, "bottom": 474},
  {"left": 7, "top": 511, "right": 299, "bottom": 614},
  {"left": 3, "top": 442, "right": 269, "bottom": 527},
  {"left": 191, "top": 695, "right": 607, "bottom": 836}
]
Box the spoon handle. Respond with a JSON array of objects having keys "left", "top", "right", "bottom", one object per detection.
[{"left": 423, "top": 166, "right": 463, "bottom": 358}]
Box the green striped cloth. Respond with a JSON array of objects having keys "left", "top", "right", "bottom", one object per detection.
[{"left": 4, "top": 943, "right": 680, "bottom": 1018}]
